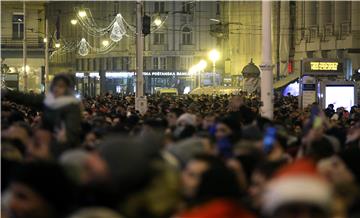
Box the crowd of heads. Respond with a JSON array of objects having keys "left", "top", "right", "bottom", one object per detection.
[{"left": 2, "top": 73, "right": 360, "bottom": 218}]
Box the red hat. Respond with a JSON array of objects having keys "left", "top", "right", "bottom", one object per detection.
[{"left": 262, "top": 159, "right": 332, "bottom": 215}]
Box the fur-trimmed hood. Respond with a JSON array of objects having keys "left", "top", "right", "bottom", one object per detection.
[{"left": 44, "top": 93, "right": 80, "bottom": 109}]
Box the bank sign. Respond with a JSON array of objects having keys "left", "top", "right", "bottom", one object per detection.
[{"left": 302, "top": 59, "right": 343, "bottom": 76}]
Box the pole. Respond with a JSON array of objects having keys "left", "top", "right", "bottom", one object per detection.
[
  {"left": 198, "top": 71, "right": 201, "bottom": 88},
  {"left": 260, "top": 1, "right": 274, "bottom": 119},
  {"left": 45, "top": 17, "right": 49, "bottom": 92},
  {"left": 136, "top": 0, "right": 144, "bottom": 97},
  {"left": 276, "top": 1, "right": 280, "bottom": 81},
  {"left": 23, "top": 1, "right": 27, "bottom": 92},
  {"left": 212, "top": 61, "right": 216, "bottom": 86}
]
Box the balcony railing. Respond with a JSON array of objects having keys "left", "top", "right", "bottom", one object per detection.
[
  {"left": 321, "top": 23, "right": 334, "bottom": 41},
  {"left": 1, "top": 36, "right": 44, "bottom": 48},
  {"left": 339, "top": 22, "right": 351, "bottom": 40},
  {"left": 307, "top": 26, "right": 318, "bottom": 43}
]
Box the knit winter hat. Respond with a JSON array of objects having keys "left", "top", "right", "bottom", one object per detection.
[
  {"left": 262, "top": 159, "right": 332, "bottom": 216},
  {"left": 176, "top": 113, "right": 197, "bottom": 127}
]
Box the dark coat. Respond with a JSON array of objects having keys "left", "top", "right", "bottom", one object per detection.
[{"left": 42, "top": 94, "right": 82, "bottom": 153}]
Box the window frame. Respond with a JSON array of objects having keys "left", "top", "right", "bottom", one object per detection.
[
  {"left": 154, "top": 2, "right": 165, "bottom": 13},
  {"left": 153, "top": 57, "right": 167, "bottom": 70},
  {"left": 153, "top": 32, "right": 165, "bottom": 45},
  {"left": 181, "top": 26, "right": 192, "bottom": 45},
  {"left": 12, "top": 13, "right": 24, "bottom": 39}
]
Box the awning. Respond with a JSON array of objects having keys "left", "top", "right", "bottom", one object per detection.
[{"left": 274, "top": 72, "right": 300, "bottom": 89}]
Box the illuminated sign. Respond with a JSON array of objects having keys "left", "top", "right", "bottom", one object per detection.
[
  {"left": 302, "top": 59, "right": 343, "bottom": 75},
  {"left": 78, "top": 71, "right": 218, "bottom": 78},
  {"left": 310, "top": 62, "right": 338, "bottom": 71}
]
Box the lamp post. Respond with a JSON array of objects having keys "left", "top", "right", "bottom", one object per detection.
[
  {"left": 260, "top": 1, "right": 274, "bottom": 119},
  {"left": 23, "top": 1, "right": 27, "bottom": 92},
  {"left": 189, "top": 65, "right": 198, "bottom": 90},
  {"left": 197, "top": 60, "right": 207, "bottom": 88},
  {"left": 136, "top": 0, "right": 144, "bottom": 97},
  {"left": 208, "top": 49, "right": 219, "bottom": 87}
]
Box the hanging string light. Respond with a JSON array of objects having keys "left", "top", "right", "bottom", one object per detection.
[
  {"left": 78, "top": 38, "right": 90, "bottom": 56},
  {"left": 51, "top": 8, "right": 170, "bottom": 57},
  {"left": 75, "top": 8, "right": 131, "bottom": 41},
  {"left": 110, "top": 22, "right": 123, "bottom": 42}
]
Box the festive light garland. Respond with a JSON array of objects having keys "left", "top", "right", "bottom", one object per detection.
[
  {"left": 51, "top": 7, "right": 168, "bottom": 57},
  {"left": 75, "top": 8, "right": 130, "bottom": 41}
]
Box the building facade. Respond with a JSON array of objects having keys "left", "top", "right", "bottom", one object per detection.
[
  {"left": 294, "top": 1, "right": 360, "bottom": 79},
  {"left": 2, "top": 1, "right": 359, "bottom": 94},
  {"left": 46, "top": 1, "right": 219, "bottom": 95},
  {"left": 1, "top": 2, "right": 46, "bottom": 92},
  {"left": 220, "top": 1, "right": 360, "bottom": 83}
]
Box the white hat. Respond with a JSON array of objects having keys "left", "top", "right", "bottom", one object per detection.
[
  {"left": 176, "top": 113, "right": 197, "bottom": 127},
  {"left": 262, "top": 159, "right": 332, "bottom": 215}
]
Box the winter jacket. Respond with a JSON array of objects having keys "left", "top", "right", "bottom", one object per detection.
[{"left": 42, "top": 93, "right": 82, "bottom": 152}]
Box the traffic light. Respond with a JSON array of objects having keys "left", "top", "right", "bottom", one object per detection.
[{"left": 142, "top": 15, "right": 151, "bottom": 36}]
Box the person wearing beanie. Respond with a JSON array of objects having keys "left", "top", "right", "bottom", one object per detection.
[
  {"left": 262, "top": 159, "right": 333, "bottom": 218},
  {"left": 168, "top": 137, "right": 215, "bottom": 168},
  {"left": 172, "top": 113, "right": 197, "bottom": 141},
  {"left": 177, "top": 113, "right": 197, "bottom": 127},
  {"left": 4, "top": 161, "right": 76, "bottom": 218}
]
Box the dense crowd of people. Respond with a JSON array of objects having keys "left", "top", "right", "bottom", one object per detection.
[{"left": 1, "top": 73, "right": 360, "bottom": 218}]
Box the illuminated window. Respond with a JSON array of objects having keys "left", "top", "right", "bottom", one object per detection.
[{"left": 12, "top": 13, "right": 24, "bottom": 39}]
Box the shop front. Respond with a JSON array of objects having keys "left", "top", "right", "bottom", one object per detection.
[
  {"left": 75, "top": 72, "right": 100, "bottom": 97},
  {"left": 75, "top": 70, "right": 223, "bottom": 96},
  {"left": 299, "top": 58, "right": 357, "bottom": 109}
]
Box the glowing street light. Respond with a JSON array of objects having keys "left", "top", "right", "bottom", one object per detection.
[
  {"left": 189, "top": 65, "right": 198, "bottom": 75},
  {"left": 153, "top": 17, "right": 162, "bottom": 27},
  {"left": 78, "top": 10, "right": 87, "bottom": 18},
  {"left": 189, "top": 65, "right": 199, "bottom": 89},
  {"left": 43, "top": 38, "right": 47, "bottom": 43},
  {"left": 55, "top": 42, "right": 61, "bottom": 48},
  {"left": 208, "top": 49, "right": 220, "bottom": 86},
  {"left": 197, "top": 60, "right": 207, "bottom": 88},
  {"left": 70, "top": 19, "right": 78, "bottom": 25},
  {"left": 197, "top": 60, "right": 207, "bottom": 71},
  {"left": 102, "top": 40, "right": 109, "bottom": 47}
]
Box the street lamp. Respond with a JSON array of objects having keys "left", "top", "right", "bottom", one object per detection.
[
  {"left": 102, "top": 40, "right": 109, "bottom": 47},
  {"left": 78, "top": 10, "right": 87, "bottom": 18},
  {"left": 43, "top": 38, "right": 47, "bottom": 43},
  {"left": 208, "top": 49, "right": 220, "bottom": 86},
  {"left": 55, "top": 42, "right": 61, "bottom": 48},
  {"left": 197, "top": 60, "right": 207, "bottom": 88},
  {"left": 189, "top": 65, "right": 199, "bottom": 89},
  {"left": 70, "top": 19, "right": 78, "bottom": 25},
  {"left": 153, "top": 17, "right": 162, "bottom": 27}
]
